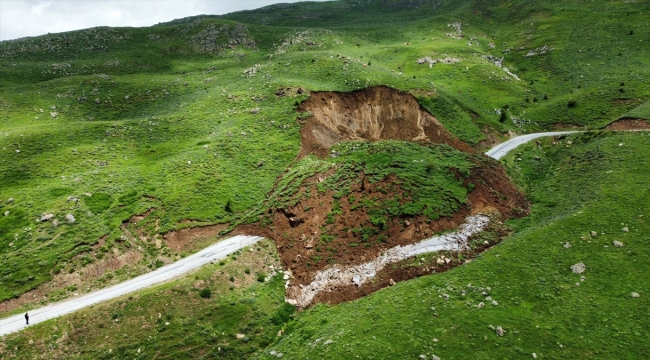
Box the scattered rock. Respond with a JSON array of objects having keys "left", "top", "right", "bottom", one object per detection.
[
  {"left": 477, "top": 302, "right": 485, "bottom": 308},
  {"left": 481, "top": 291, "right": 488, "bottom": 296},
  {"left": 495, "top": 326, "right": 505, "bottom": 337},
  {"left": 50, "top": 112, "right": 58, "bottom": 118},
  {"left": 67, "top": 196, "right": 79, "bottom": 202},
  {"left": 257, "top": 160, "right": 264, "bottom": 167},
  {"left": 532, "top": 353, "right": 538, "bottom": 359},
  {"left": 65, "top": 214, "right": 76, "bottom": 223},
  {"left": 352, "top": 275, "right": 361, "bottom": 286},
  {"left": 442, "top": 293, "right": 450, "bottom": 300},
  {"left": 491, "top": 300, "right": 499, "bottom": 306},
  {"left": 563, "top": 242, "right": 571, "bottom": 249},
  {"left": 622, "top": 227, "right": 629, "bottom": 232},
  {"left": 420, "top": 355, "right": 427, "bottom": 360},
  {"left": 483, "top": 54, "right": 504, "bottom": 68},
  {"left": 40, "top": 213, "right": 54, "bottom": 222},
  {"left": 275, "top": 89, "right": 286, "bottom": 97},
  {"left": 250, "top": 107, "right": 260, "bottom": 114},
  {"left": 590, "top": 231, "right": 597, "bottom": 237},
  {"left": 613, "top": 240, "right": 624, "bottom": 247},
  {"left": 324, "top": 339, "right": 333, "bottom": 345},
  {"left": 631, "top": 292, "right": 640, "bottom": 298},
  {"left": 571, "top": 262, "right": 585, "bottom": 274},
  {"left": 52, "top": 220, "right": 59, "bottom": 227},
  {"left": 432, "top": 355, "right": 441, "bottom": 360},
  {"left": 243, "top": 64, "right": 261, "bottom": 77},
  {"left": 3, "top": 211, "right": 8, "bottom": 217},
  {"left": 94, "top": 98, "right": 101, "bottom": 104},
  {"left": 485, "top": 296, "right": 492, "bottom": 301},
  {"left": 236, "top": 334, "right": 245, "bottom": 339},
  {"left": 389, "top": 278, "right": 395, "bottom": 286},
  {"left": 6, "top": 198, "right": 14, "bottom": 204}
]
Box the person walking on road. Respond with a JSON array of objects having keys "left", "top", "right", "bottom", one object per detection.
[{"left": 25, "top": 312, "right": 29, "bottom": 325}]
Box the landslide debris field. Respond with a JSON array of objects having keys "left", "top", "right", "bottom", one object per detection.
[
  {"left": 1, "top": 0, "right": 650, "bottom": 358},
  {"left": 241, "top": 86, "right": 527, "bottom": 307}
]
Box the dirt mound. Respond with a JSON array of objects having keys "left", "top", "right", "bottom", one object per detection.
[
  {"left": 297, "top": 86, "right": 473, "bottom": 158},
  {"left": 604, "top": 118, "right": 650, "bottom": 130}
]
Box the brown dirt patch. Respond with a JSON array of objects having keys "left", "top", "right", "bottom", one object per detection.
[
  {"left": 163, "top": 223, "right": 229, "bottom": 252},
  {"left": 604, "top": 118, "right": 650, "bottom": 130},
  {"left": 296, "top": 86, "right": 473, "bottom": 158}
]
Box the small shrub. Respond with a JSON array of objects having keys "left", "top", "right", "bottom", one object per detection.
[
  {"left": 229, "top": 276, "right": 235, "bottom": 282},
  {"left": 244, "top": 268, "right": 251, "bottom": 274},
  {"left": 567, "top": 100, "right": 577, "bottom": 108},
  {"left": 257, "top": 274, "right": 266, "bottom": 282},
  {"left": 199, "top": 288, "right": 212, "bottom": 299}
]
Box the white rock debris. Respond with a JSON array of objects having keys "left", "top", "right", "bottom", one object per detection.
[{"left": 286, "top": 215, "right": 490, "bottom": 307}]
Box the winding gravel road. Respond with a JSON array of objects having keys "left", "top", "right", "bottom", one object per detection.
[
  {"left": 0, "top": 131, "right": 580, "bottom": 337},
  {"left": 485, "top": 131, "right": 579, "bottom": 160},
  {"left": 0, "top": 235, "right": 263, "bottom": 336}
]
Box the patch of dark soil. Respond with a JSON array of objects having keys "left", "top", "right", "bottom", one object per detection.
[
  {"left": 163, "top": 224, "right": 229, "bottom": 252},
  {"left": 296, "top": 86, "right": 473, "bottom": 158},
  {"left": 604, "top": 118, "right": 650, "bottom": 130}
]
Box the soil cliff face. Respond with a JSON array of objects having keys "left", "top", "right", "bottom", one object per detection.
[{"left": 297, "top": 86, "right": 473, "bottom": 158}]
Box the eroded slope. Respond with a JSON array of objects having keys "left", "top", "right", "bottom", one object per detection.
[
  {"left": 243, "top": 88, "right": 528, "bottom": 307},
  {"left": 297, "top": 86, "right": 473, "bottom": 158}
]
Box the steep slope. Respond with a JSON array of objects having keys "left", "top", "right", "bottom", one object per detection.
[{"left": 297, "top": 86, "right": 473, "bottom": 158}]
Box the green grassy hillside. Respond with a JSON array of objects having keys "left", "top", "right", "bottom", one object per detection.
[
  {"left": 1, "top": 0, "right": 649, "bottom": 358},
  {"left": 4, "top": 131, "right": 650, "bottom": 359}
]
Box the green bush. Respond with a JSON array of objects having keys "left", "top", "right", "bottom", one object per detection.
[{"left": 199, "top": 288, "right": 212, "bottom": 299}]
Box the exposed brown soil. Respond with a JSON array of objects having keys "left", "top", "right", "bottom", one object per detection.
[
  {"left": 604, "top": 118, "right": 650, "bottom": 130},
  {"left": 296, "top": 86, "right": 473, "bottom": 158},
  {"left": 163, "top": 223, "right": 229, "bottom": 252}
]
